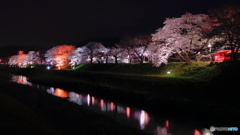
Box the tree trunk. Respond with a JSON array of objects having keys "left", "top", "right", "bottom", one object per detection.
[
  {"left": 90, "top": 57, "right": 93, "bottom": 64},
  {"left": 140, "top": 57, "right": 144, "bottom": 64},
  {"left": 114, "top": 56, "right": 118, "bottom": 64},
  {"left": 105, "top": 56, "right": 108, "bottom": 64}
]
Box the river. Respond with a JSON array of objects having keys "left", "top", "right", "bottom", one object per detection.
[{"left": 10, "top": 75, "right": 213, "bottom": 135}]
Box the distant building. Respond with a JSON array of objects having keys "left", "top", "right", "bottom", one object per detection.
[{"left": 213, "top": 50, "right": 240, "bottom": 62}]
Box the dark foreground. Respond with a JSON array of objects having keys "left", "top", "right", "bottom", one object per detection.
[{"left": 1, "top": 62, "right": 240, "bottom": 135}]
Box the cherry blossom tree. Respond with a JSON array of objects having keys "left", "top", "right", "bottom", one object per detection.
[
  {"left": 45, "top": 45, "right": 76, "bottom": 68},
  {"left": 208, "top": 4, "right": 240, "bottom": 61},
  {"left": 8, "top": 55, "right": 18, "bottom": 66},
  {"left": 108, "top": 45, "right": 125, "bottom": 64},
  {"left": 151, "top": 13, "right": 213, "bottom": 66},
  {"left": 8, "top": 54, "right": 28, "bottom": 67},
  {"left": 24, "top": 51, "right": 42, "bottom": 65},
  {"left": 81, "top": 42, "right": 106, "bottom": 64},
  {"left": 117, "top": 34, "right": 151, "bottom": 63},
  {"left": 68, "top": 47, "right": 86, "bottom": 67}
]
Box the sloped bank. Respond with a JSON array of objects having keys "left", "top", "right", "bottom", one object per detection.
[{"left": 8, "top": 62, "right": 240, "bottom": 128}]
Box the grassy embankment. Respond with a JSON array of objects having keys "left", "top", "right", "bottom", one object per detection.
[
  {"left": 6, "top": 61, "right": 240, "bottom": 127},
  {"left": 0, "top": 71, "right": 151, "bottom": 135}
]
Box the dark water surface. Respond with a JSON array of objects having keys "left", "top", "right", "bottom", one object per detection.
[{"left": 11, "top": 75, "right": 214, "bottom": 135}]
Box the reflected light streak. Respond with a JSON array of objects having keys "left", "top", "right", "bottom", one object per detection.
[
  {"left": 194, "top": 130, "right": 201, "bottom": 135},
  {"left": 100, "top": 99, "right": 106, "bottom": 111},
  {"left": 17, "top": 76, "right": 23, "bottom": 84},
  {"left": 140, "top": 110, "right": 149, "bottom": 130},
  {"left": 165, "top": 120, "right": 169, "bottom": 128},
  {"left": 14, "top": 76, "right": 32, "bottom": 86},
  {"left": 47, "top": 87, "right": 54, "bottom": 94},
  {"left": 126, "top": 107, "right": 130, "bottom": 118},
  {"left": 87, "top": 94, "right": 90, "bottom": 106},
  {"left": 155, "top": 126, "right": 168, "bottom": 135},
  {"left": 54, "top": 88, "right": 68, "bottom": 98},
  {"left": 92, "top": 96, "right": 95, "bottom": 106},
  {"left": 110, "top": 102, "right": 115, "bottom": 111},
  {"left": 117, "top": 106, "right": 125, "bottom": 114},
  {"left": 68, "top": 92, "right": 83, "bottom": 105}
]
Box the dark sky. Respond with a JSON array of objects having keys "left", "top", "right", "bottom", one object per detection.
[{"left": 0, "top": 0, "right": 239, "bottom": 47}]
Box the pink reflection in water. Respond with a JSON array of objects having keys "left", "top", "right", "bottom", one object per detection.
[
  {"left": 165, "top": 120, "right": 169, "bottom": 128},
  {"left": 110, "top": 102, "right": 115, "bottom": 111},
  {"left": 100, "top": 99, "right": 106, "bottom": 111},
  {"left": 193, "top": 130, "right": 201, "bottom": 135},
  {"left": 155, "top": 126, "right": 170, "bottom": 135},
  {"left": 126, "top": 107, "right": 130, "bottom": 118},
  {"left": 92, "top": 96, "right": 95, "bottom": 106},
  {"left": 12, "top": 76, "right": 32, "bottom": 86}
]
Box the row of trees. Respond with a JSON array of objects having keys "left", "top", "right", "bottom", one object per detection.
[{"left": 8, "top": 4, "right": 240, "bottom": 67}]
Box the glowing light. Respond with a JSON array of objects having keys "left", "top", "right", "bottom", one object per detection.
[
  {"left": 110, "top": 102, "right": 115, "bottom": 111},
  {"left": 167, "top": 71, "right": 171, "bottom": 74},
  {"left": 46, "top": 66, "right": 51, "bottom": 70},
  {"left": 193, "top": 130, "right": 201, "bottom": 135},
  {"left": 91, "top": 96, "right": 95, "bottom": 106},
  {"left": 54, "top": 88, "right": 68, "bottom": 98},
  {"left": 87, "top": 94, "right": 90, "bottom": 106},
  {"left": 126, "top": 107, "right": 130, "bottom": 118},
  {"left": 100, "top": 99, "right": 106, "bottom": 111},
  {"left": 165, "top": 120, "right": 169, "bottom": 128},
  {"left": 100, "top": 99, "right": 104, "bottom": 107},
  {"left": 202, "top": 129, "right": 213, "bottom": 135},
  {"left": 18, "top": 50, "right": 24, "bottom": 55},
  {"left": 140, "top": 110, "right": 149, "bottom": 129},
  {"left": 47, "top": 87, "right": 54, "bottom": 94}
]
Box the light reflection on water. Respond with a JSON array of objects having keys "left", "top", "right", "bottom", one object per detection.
[{"left": 10, "top": 75, "right": 203, "bottom": 135}]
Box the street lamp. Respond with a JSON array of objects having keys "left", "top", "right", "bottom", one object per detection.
[{"left": 208, "top": 44, "right": 212, "bottom": 61}]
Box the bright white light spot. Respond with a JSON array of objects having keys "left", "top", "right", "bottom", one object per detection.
[
  {"left": 202, "top": 129, "right": 213, "bottom": 135},
  {"left": 87, "top": 94, "right": 90, "bottom": 106},
  {"left": 167, "top": 71, "right": 171, "bottom": 74},
  {"left": 46, "top": 66, "right": 51, "bottom": 70}
]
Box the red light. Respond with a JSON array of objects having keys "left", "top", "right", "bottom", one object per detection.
[
  {"left": 193, "top": 129, "right": 201, "bottom": 135},
  {"left": 18, "top": 50, "right": 24, "bottom": 55}
]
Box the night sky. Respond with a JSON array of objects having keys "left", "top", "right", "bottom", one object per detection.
[{"left": 0, "top": 0, "right": 239, "bottom": 48}]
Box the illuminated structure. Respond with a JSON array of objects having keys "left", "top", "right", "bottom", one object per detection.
[{"left": 213, "top": 50, "right": 240, "bottom": 62}]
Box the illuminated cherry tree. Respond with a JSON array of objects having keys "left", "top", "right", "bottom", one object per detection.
[
  {"left": 8, "top": 54, "right": 28, "bottom": 67},
  {"left": 117, "top": 34, "right": 151, "bottom": 63},
  {"left": 108, "top": 46, "right": 125, "bottom": 64},
  {"left": 24, "top": 51, "right": 42, "bottom": 65},
  {"left": 8, "top": 55, "right": 18, "bottom": 66},
  {"left": 45, "top": 45, "right": 76, "bottom": 67},
  {"left": 151, "top": 13, "right": 212, "bottom": 66},
  {"left": 81, "top": 42, "right": 106, "bottom": 64},
  {"left": 68, "top": 47, "right": 86, "bottom": 67}
]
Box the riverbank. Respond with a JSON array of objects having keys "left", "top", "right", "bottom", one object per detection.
[
  {"left": 1, "top": 62, "right": 240, "bottom": 134},
  {"left": 0, "top": 71, "right": 151, "bottom": 135}
]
